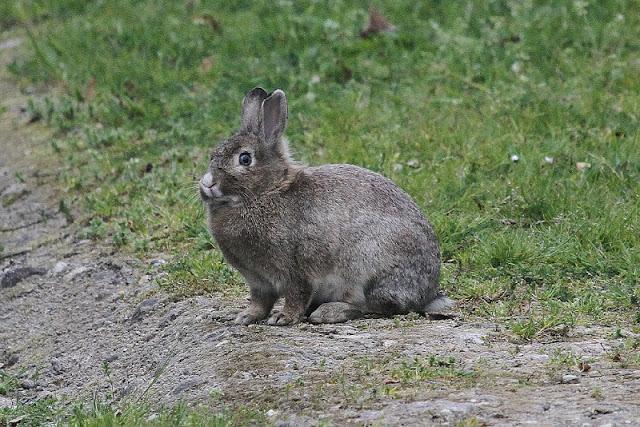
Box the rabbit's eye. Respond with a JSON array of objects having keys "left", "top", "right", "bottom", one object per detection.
[{"left": 239, "top": 152, "right": 252, "bottom": 166}]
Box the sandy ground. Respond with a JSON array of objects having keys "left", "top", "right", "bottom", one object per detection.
[{"left": 1, "top": 35, "right": 639, "bottom": 426}]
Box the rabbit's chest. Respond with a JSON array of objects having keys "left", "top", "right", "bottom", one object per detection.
[{"left": 213, "top": 220, "right": 289, "bottom": 272}]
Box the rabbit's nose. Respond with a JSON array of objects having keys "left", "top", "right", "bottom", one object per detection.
[{"left": 201, "top": 172, "right": 215, "bottom": 188}]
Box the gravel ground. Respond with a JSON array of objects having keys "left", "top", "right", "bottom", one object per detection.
[{"left": 1, "top": 35, "right": 639, "bottom": 426}]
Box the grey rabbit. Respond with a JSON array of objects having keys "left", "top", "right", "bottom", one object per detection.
[{"left": 199, "top": 87, "right": 453, "bottom": 325}]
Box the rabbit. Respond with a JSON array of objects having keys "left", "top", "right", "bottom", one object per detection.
[{"left": 199, "top": 87, "right": 453, "bottom": 326}]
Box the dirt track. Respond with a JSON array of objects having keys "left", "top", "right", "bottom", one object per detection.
[{"left": 1, "top": 36, "right": 639, "bottom": 426}]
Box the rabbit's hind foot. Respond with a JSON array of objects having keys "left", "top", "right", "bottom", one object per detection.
[{"left": 308, "top": 302, "right": 363, "bottom": 324}]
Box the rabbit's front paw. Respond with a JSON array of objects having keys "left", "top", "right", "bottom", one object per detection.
[
  {"left": 267, "top": 310, "right": 300, "bottom": 326},
  {"left": 235, "top": 309, "right": 266, "bottom": 326}
]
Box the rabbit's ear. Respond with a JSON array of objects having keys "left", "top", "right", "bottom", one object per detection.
[
  {"left": 241, "top": 87, "right": 268, "bottom": 134},
  {"left": 260, "top": 89, "right": 288, "bottom": 145}
]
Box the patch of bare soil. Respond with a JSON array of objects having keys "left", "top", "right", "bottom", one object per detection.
[{"left": 1, "top": 36, "right": 639, "bottom": 426}]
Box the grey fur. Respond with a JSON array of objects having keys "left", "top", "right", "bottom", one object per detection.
[
  {"left": 241, "top": 87, "right": 268, "bottom": 134},
  {"left": 199, "top": 87, "right": 452, "bottom": 326}
]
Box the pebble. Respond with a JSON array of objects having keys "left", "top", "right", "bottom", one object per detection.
[
  {"left": 4, "top": 353, "right": 19, "bottom": 367},
  {"left": 51, "top": 261, "right": 68, "bottom": 275},
  {"left": 406, "top": 159, "right": 420, "bottom": 168},
  {"left": 131, "top": 298, "right": 159, "bottom": 322},
  {"left": 561, "top": 374, "right": 579, "bottom": 384},
  {"left": 0, "top": 38, "right": 23, "bottom": 51},
  {"left": 0, "top": 396, "right": 15, "bottom": 409},
  {"left": 104, "top": 353, "right": 119, "bottom": 363},
  {"left": 171, "top": 379, "right": 201, "bottom": 396},
  {"left": 51, "top": 359, "right": 63, "bottom": 374},
  {"left": 1, "top": 267, "right": 46, "bottom": 288},
  {"left": 576, "top": 162, "right": 591, "bottom": 171},
  {"left": 63, "top": 266, "right": 91, "bottom": 282},
  {"left": 150, "top": 259, "right": 167, "bottom": 268},
  {"left": 20, "top": 379, "right": 36, "bottom": 390}
]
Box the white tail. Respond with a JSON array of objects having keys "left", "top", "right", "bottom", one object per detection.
[{"left": 424, "top": 295, "right": 455, "bottom": 313}]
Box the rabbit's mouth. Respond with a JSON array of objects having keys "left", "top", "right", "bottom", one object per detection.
[
  {"left": 199, "top": 181, "right": 224, "bottom": 201},
  {"left": 199, "top": 172, "right": 241, "bottom": 208},
  {"left": 199, "top": 172, "right": 224, "bottom": 200}
]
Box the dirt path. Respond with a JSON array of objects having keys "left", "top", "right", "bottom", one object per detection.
[{"left": 1, "top": 36, "right": 639, "bottom": 426}]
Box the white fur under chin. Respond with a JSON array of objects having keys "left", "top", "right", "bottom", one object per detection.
[{"left": 424, "top": 296, "right": 455, "bottom": 313}]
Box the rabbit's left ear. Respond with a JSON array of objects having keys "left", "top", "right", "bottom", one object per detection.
[{"left": 260, "top": 89, "right": 288, "bottom": 145}]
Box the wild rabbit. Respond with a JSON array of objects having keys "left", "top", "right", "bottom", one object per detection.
[{"left": 199, "top": 87, "right": 452, "bottom": 325}]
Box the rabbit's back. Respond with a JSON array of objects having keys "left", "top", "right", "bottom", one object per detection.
[{"left": 288, "top": 164, "right": 440, "bottom": 308}]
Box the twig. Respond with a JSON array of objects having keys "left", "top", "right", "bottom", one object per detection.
[
  {"left": 0, "top": 218, "right": 47, "bottom": 232},
  {"left": 0, "top": 249, "right": 30, "bottom": 261}
]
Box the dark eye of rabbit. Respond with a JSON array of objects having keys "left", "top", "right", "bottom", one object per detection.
[{"left": 239, "top": 152, "right": 252, "bottom": 166}]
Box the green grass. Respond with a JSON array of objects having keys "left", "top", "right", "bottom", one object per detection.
[
  {"left": 0, "top": 397, "right": 262, "bottom": 427},
  {"left": 3, "top": 0, "right": 640, "bottom": 338},
  {"left": 390, "top": 355, "right": 476, "bottom": 384},
  {"left": 0, "top": 367, "right": 263, "bottom": 426},
  {"left": 65, "top": 402, "right": 265, "bottom": 427}
]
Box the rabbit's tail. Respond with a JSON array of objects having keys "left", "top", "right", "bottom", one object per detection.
[{"left": 424, "top": 293, "right": 455, "bottom": 313}]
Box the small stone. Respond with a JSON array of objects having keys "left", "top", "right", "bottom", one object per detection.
[
  {"left": 406, "top": 159, "right": 420, "bottom": 168},
  {"left": 511, "top": 61, "right": 523, "bottom": 74},
  {"left": 544, "top": 156, "right": 554, "bottom": 164},
  {"left": 51, "top": 262, "right": 68, "bottom": 275},
  {"left": 510, "top": 154, "right": 520, "bottom": 162},
  {"left": 171, "top": 379, "right": 201, "bottom": 396},
  {"left": 63, "top": 266, "right": 91, "bottom": 282},
  {"left": 20, "top": 379, "right": 36, "bottom": 389},
  {"left": 0, "top": 38, "right": 23, "bottom": 51},
  {"left": 131, "top": 298, "right": 159, "bottom": 322},
  {"left": 105, "top": 353, "right": 119, "bottom": 363},
  {"left": 561, "top": 374, "right": 579, "bottom": 384},
  {"left": 1, "top": 267, "right": 46, "bottom": 288},
  {"left": 150, "top": 259, "right": 167, "bottom": 268},
  {"left": 576, "top": 162, "right": 591, "bottom": 171},
  {"left": 266, "top": 409, "right": 278, "bottom": 417},
  {"left": 0, "top": 396, "right": 15, "bottom": 409},
  {"left": 4, "top": 353, "right": 19, "bottom": 367},
  {"left": 51, "top": 359, "right": 63, "bottom": 374}
]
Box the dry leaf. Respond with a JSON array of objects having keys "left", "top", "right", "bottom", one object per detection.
[
  {"left": 578, "top": 361, "right": 591, "bottom": 373},
  {"left": 193, "top": 13, "right": 222, "bottom": 33},
  {"left": 501, "top": 34, "right": 521, "bottom": 44},
  {"left": 576, "top": 162, "right": 591, "bottom": 171},
  {"left": 360, "top": 6, "right": 396, "bottom": 38},
  {"left": 8, "top": 415, "right": 26, "bottom": 426},
  {"left": 85, "top": 77, "right": 96, "bottom": 103},
  {"left": 199, "top": 56, "right": 215, "bottom": 73}
]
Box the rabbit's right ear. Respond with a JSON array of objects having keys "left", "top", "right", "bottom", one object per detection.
[{"left": 241, "top": 87, "right": 269, "bottom": 134}]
